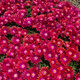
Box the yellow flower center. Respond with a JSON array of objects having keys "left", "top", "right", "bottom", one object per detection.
[
  {"left": 44, "top": 33, "right": 48, "bottom": 36},
  {"left": 14, "top": 74, "right": 18, "bottom": 78},
  {"left": 48, "top": 54, "right": 52, "bottom": 57},
  {"left": 32, "top": 73, "right": 35, "bottom": 77},
  {"left": 63, "top": 57, "right": 67, "bottom": 61},
  {"left": 34, "top": 57, "right": 38, "bottom": 60},
  {"left": 26, "top": 73, "right": 30, "bottom": 77},
  {"left": 21, "top": 64, "right": 25, "bottom": 68},
  {"left": 53, "top": 69, "right": 57, "bottom": 73}
]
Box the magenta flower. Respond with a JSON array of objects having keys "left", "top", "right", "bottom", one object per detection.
[
  {"left": 0, "top": 45, "right": 8, "bottom": 54},
  {"left": 0, "top": 36, "right": 9, "bottom": 45},
  {"left": 44, "top": 51, "right": 54, "bottom": 60},
  {"left": 31, "top": 55, "right": 41, "bottom": 64},
  {"left": 1, "top": 26, "right": 9, "bottom": 35},
  {"left": 40, "top": 29, "right": 50, "bottom": 39},
  {"left": 10, "top": 26, "right": 17, "bottom": 35},
  {"left": 6, "top": 49, "right": 15, "bottom": 58},
  {"left": 60, "top": 54, "right": 71, "bottom": 65},
  {"left": 23, "top": 17, "right": 32, "bottom": 27},
  {"left": 15, "top": 60, "right": 29, "bottom": 72},
  {"left": 11, "top": 34, "right": 22, "bottom": 45},
  {"left": 22, "top": 70, "right": 31, "bottom": 80}
]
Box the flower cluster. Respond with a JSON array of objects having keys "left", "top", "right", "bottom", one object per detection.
[{"left": 0, "top": 0, "right": 80, "bottom": 80}]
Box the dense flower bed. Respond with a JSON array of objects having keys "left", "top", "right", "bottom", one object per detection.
[{"left": 0, "top": 0, "right": 80, "bottom": 80}]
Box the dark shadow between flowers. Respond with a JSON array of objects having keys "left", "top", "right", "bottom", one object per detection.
[
  {"left": 4, "top": 22, "right": 20, "bottom": 27},
  {"left": 69, "top": 61, "right": 80, "bottom": 76},
  {"left": 41, "top": 55, "right": 50, "bottom": 68},
  {"left": 58, "top": 34, "right": 70, "bottom": 42},
  {"left": 28, "top": 61, "right": 34, "bottom": 68},
  {"left": 25, "top": 26, "right": 40, "bottom": 34},
  {"left": 0, "top": 54, "right": 6, "bottom": 62},
  {"left": 78, "top": 46, "right": 80, "bottom": 52}
]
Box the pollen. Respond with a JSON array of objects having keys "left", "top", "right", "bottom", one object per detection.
[
  {"left": 68, "top": 51, "right": 72, "bottom": 55},
  {"left": 59, "top": 50, "right": 63, "bottom": 54},
  {"left": 14, "top": 74, "right": 18, "bottom": 78},
  {"left": 43, "top": 71, "right": 47, "bottom": 75},
  {"left": 24, "top": 32, "right": 26, "bottom": 35},
  {"left": 32, "top": 73, "right": 35, "bottom": 77},
  {"left": 16, "top": 39, "right": 20, "bottom": 42},
  {"left": 4, "top": 30, "right": 7, "bottom": 33},
  {"left": 15, "top": 46, "right": 18, "bottom": 49},
  {"left": 11, "top": 52, "right": 14, "bottom": 55},
  {"left": 8, "top": 69, "right": 12, "bottom": 72},
  {"left": 76, "top": 39, "right": 79, "bottom": 43},
  {"left": 26, "top": 73, "right": 30, "bottom": 77},
  {"left": 51, "top": 45, "right": 54, "bottom": 49},
  {"left": 43, "top": 49, "right": 46, "bottom": 52},
  {"left": 34, "top": 57, "right": 38, "bottom": 60},
  {"left": 73, "top": 54, "right": 77, "bottom": 58},
  {"left": 28, "top": 21, "right": 31, "bottom": 24},
  {"left": 60, "top": 66, "right": 63, "bottom": 70},
  {"left": 21, "top": 64, "right": 25, "bottom": 68},
  {"left": 3, "top": 48, "right": 7, "bottom": 52},
  {"left": 44, "top": 33, "right": 48, "bottom": 36},
  {"left": 24, "top": 50, "right": 27, "bottom": 54},
  {"left": 1, "top": 22, "right": 3, "bottom": 24},
  {"left": 12, "top": 30, "right": 15, "bottom": 33},
  {"left": 58, "top": 75, "right": 61, "bottom": 79},
  {"left": 67, "top": 73, "right": 71, "bottom": 77},
  {"left": 2, "top": 40, "right": 6, "bottom": 43},
  {"left": 48, "top": 54, "right": 52, "bottom": 57},
  {"left": 53, "top": 69, "right": 57, "bottom": 73},
  {"left": 57, "top": 41, "right": 61, "bottom": 45},
  {"left": 63, "top": 57, "right": 67, "bottom": 61},
  {"left": 21, "top": 13, "right": 24, "bottom": 16},
  {"left": 38, "top": 50, "right": 41, "bottom": 53},
  {"left": 51, "top": 61, "right": 54, "bottom": 64}
]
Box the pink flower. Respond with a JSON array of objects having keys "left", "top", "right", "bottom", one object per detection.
[
  {"left": 15, "top": 60, "right": 29, "bottom": 72},
  {"left": 22, "top": 17, "right": 32, "bottom": 27},
  {"left": 10, "top": 26, "right": 17, "bottom": 35},
  {"left": 0, "top": 45, "right": 8, "bottom": 54},
  {"left": 6, "top": 49, "right": 15, "bottom": 58},
  {"left": 21, "top": 29, "right": 28, "bottom": 36},
  {"left": 50, "top": 66, "right": 58, "bottom": 76},
  {"left": 34, "top": 46, "right": 42, "bottom": 56},
  {"left": 66, "top": 48, "right": 75, "bottom": 58},
  {"left": 40, "top": 29, "right": 50, "bottom": 39},
  {"left": 53, "top": 73, "right": 64, "bottom": 80},
  {"left": 11, "top": 34, "right": 22, "bottom": 45},
  {"left": 49, "top": 58, "right": 58, "bottom": 67},
  {"left": 44, "top": 51, "right": 54, "bottom": 60},
  {"left": 18, "top": 9, "right": 27, "bottom": 18},
  {"left": 22, "top": 70, "right": 31, "bottom": 80},
  {"left": 16, "top": 27, "right": 22, "bottom": 35},
  {"left": 0, "top": 36, "right": 9, "bottom": 45},
  {"left": 1, "top": 26, "right": 9, "bottom": 35},
  {"left": 56, "top": 39, "right": 63, "bottom": 46},
  {"left": 39, "top": 67, "right": 49, "bottom": 76},
  {"left": 75, "top": 37, "right": 80, "bottom": 45},
  {"left": 48, "top": 42, "right": 56, "bottom": 52},
  {"left": 60, "top": 54, "right": 71, "bottom": 65},
  {"left": 31, "top": 55, "right": 41, "bottom": 64},
  {"left": 25, "top": 1, "right": 31, "bottom": 6}
]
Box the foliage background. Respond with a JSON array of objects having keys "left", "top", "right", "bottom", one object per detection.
[{"left": 61, "top": 0, "right": 80, "bottom": 9}]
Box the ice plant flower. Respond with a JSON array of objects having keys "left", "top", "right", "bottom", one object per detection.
[{"left": 0, "top": 0, "right": 80, "bottom": 80}]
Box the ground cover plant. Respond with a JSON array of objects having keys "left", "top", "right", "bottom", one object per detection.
[{"left": 0, "top": 0, "right": 80, "bottom": 80}]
